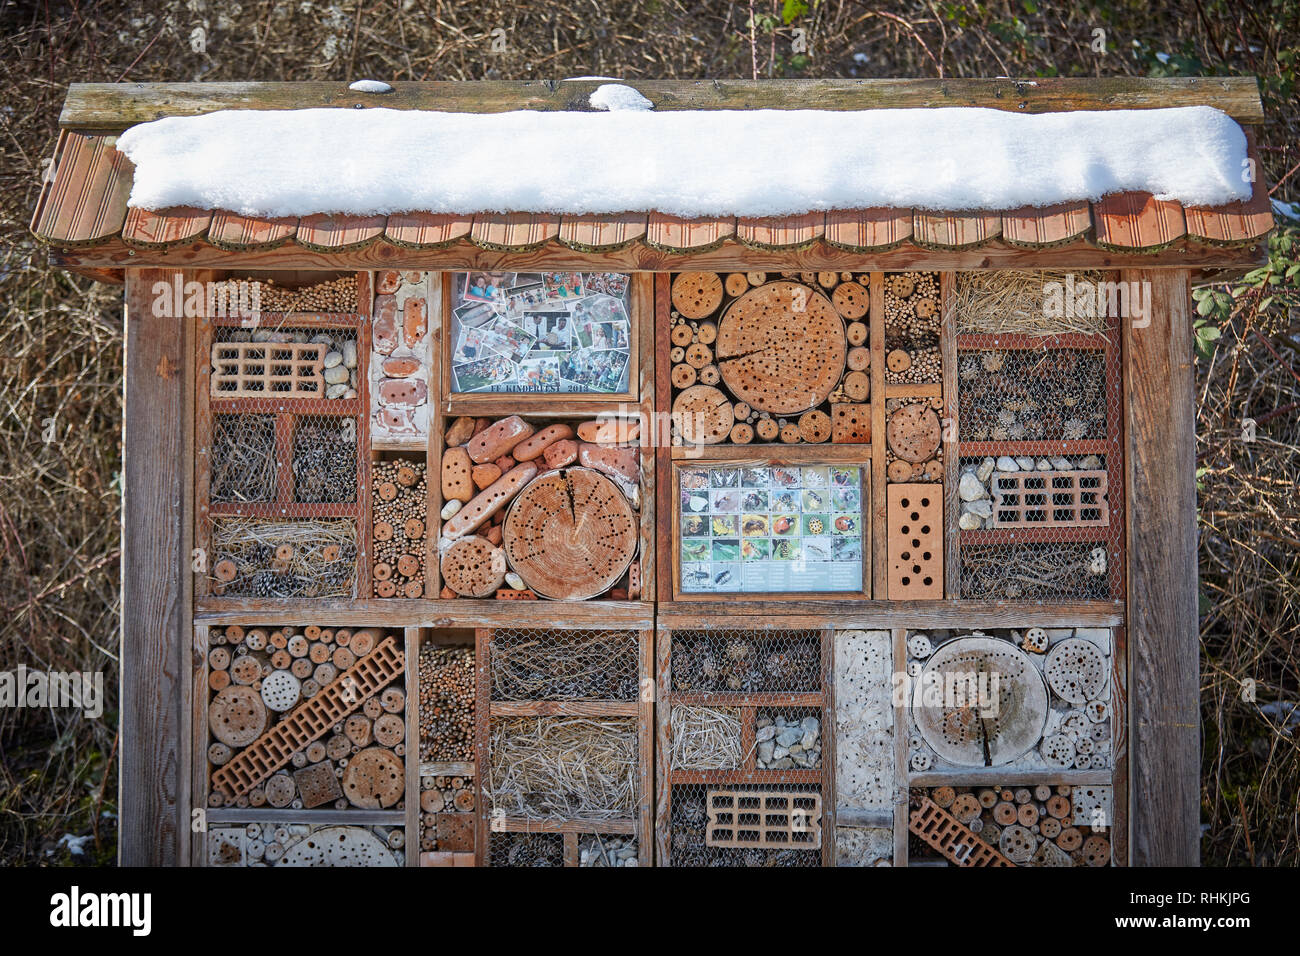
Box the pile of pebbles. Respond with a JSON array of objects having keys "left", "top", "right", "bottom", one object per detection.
[{"left": 958, "top": 454, "right": 1103, "bottom": 530}]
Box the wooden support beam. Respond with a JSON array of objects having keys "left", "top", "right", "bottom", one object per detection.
[
  {"left": 1123, "top": 268, "right": 1199, "bottom": 866},
  {"left": 121, "top": 269, "right": 192, "bottom": 865},
  {"left": 60, "top": 77, "right": 1266, "bottom": 128}
]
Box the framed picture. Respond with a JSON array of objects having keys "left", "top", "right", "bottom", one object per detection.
[
  {"left": 443, "top": 271, "right": 642, "bottom": 406},
  {"left": 670, "top": 448, "right": 871, "bottom": 600}
]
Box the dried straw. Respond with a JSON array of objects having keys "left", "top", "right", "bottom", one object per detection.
[
  {"left": 490, "top": 630, "right": 638, "bottom": 700},
  {"left": 955, "top": 271, "right": 1108, "bottom": 336},
  {"left": 212, "top": 517, "right": 357, "bottom": 598},
  {"left": 669, "top": 706, "right": 744, "bottom": 770},
  {"left": 488, "top": 716, "right": 637, "bottom": 820},
  {"left": 211, "top": 414, "right": 276, "bottom": 502}
]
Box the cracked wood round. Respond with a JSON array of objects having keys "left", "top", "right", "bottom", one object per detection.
[
  {"left": 671, "top": 272, "right": 724, "bottom": 318},
  {"left": 209, "top": 685, "right": 267, "bottom": 747},
  {"left": 716, "top": 281, "right": 846, "bottom": 415},
  {"left": 886, "top": 402, "right": 942, "bottom": 462},
  {"left": 501, "top": 467, "right": 637, "bottom": 600},
  {"left": 671, "top": 384, "right": 734, "bottom": 445},
  {"left": 440, "top": 535, "right": 507, "bottom": 597},
  {"left": 342, "top": 747, "right": 404, "bottom": 808},
  {"left": 913, "top": 636, "right": 1048, "bottom": 767}
]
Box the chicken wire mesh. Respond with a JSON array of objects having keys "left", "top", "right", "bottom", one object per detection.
[
  {"left": 955, "top": 323, "right": 1123, "bottom": 602},
  {"left": 669, "top": 783, "right": 823, "bottom": 867},
  {"left": 669, "top": 629, "right": 822, "bottom": 694},
  {"left": 490, "top": 628, "right": 640, "bottom": 701},
  {"left": 204, "top": 318, "right": 369, "bottom": 599},
  {"left": 489, "top": 831, "right": 564, "bottom": 866}
]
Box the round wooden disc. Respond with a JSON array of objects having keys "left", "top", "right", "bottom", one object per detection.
[
  {"left": 214, "top": 559, "right": 237, "bottom": 582},
  {"left": 374, "top": 713, "right": 405, "bottom": 747},
  {"left": 847, "top": 346, "right": 870, "bottom": 371},
  {"left": 672, "top": 272, "right": 724, "bottom": 318},
  {"left": 842, "top": 370, "right": 870, "bottom": 402},
  {"left": 672, "top": 385, "right": 734, "bottom": 445},
  {"left": 685, "top": 343, "right": 712, "bottom": 369},
  {"left": 696, "top": 321, "right": 717, "bottom": 345},
  {"left": 886, "top": 403, "right": 942, "bottom": 462},
  {"left": 698, "top": 364, "right": 720, "bottom": 385},
  {"left": 342, "top": 747, "right": 404, "bottom": 809},
  {"left": 888, "top": 274, "right": 915, "bottom": 298},
  {"left": 887, "top": 459, "right": 913, "bottom": 482},
  {"left": 670, "top": 323, "right": 693, "bottom": 346},
  {"left": 671, "top": 364, "right": 697, "bottom": 389},
  {"left": 440, "top": 535, "right": 506, "bottom": 597},
  {"left": 915, "top": 297, "right": 938, "bottom": 319},
  {"left": 396, "top": 465, "right": 418, "bottom": 486},
  {"left": 502, "top": 467, "right": 637, "bottom": 600},
  {"left": 832, "top": 281, "right": 869, "bottom": 319},
  {"left": 404, "top": 518, "right": 425, "bottom": 539},
  {"left": 756, "top": 417, "right": 779, "bottom": 441},
  {"left": 716, "top": 281, "right": 846, "bottom": 415},
  {"left": 798, "top": 410, "right": 832, "bottom": 443},
  {"left": 230, "top": 655, "right": 261, "bottom": 685},
  {"left": 724, "top": 273, "right": 749, "bottom": 297},
  {"left": 779, "top": 423, "right": 801, "bottom": 443},
  {"left": 729, "top": 422, "right": 754, "bottom": 444},
  {"left": 375, "top": 521, "right": 394, "bottom": 541},
  {"left": 887, "top": 349, "right": 912, "bottom": 372},
  {"left": 397, "top": 553, "right": 421, "bottom": 577},
  {"left": 264, "top": 772, "right": 295, "bottom": 808},
  {"left": 209, "top": 685, "right": 267, "bottom": 747},
  {"left": 378, "top": 482, "right": 398, "bottom": 501}
]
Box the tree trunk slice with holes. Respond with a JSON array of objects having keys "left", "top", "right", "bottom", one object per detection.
[
  {"left": 842, "top": 370, "right": 870, "bottom": 401},
  {"left": 887, "top": 349, "right": 912, "bottom": 373},
  {"left": 716, "top": 281, "right": 846, "bottom": 415},
  {"left": 756, "top": 417, "right": 779, "bottom": 441},
  {"left": 725, "top": 273, "right": 749, "bottom": 297},
  {"left": 672, "top": 384, "right": 734, "bottom": 445},
  {"left": 847, "top": 346, "right": 870, "bottom": 371},
  {"left": 501, "top": 467, "right": 637, "bottom": 600},
  {"left": 672, "top": 272, "right": 724, "bottom": 318},
  {"left": 886, "top": 403, "right": 943, "bottom": 462},
  {"left": 832, "top": 281, "right": 870, "bottom": 319},
  {"left": 798, "top": 410, "right": 832, "bottom": 443},
  {"left": 209, "top": 685, "right": 267, "bottom": 747},
  {"left": 699, "top": 365, "right": 720, "bottom": 385},
  {"left": 697, "top": 321, "right": 717, "bottom": 345},
  {"left": 440, "top": 535, "right": 507, "bottom": 597},
  {"left": 671, "top": 364, "right": 697, "bottom": 389},
  {"left": 342, "top": 747, "right": 405, "bottom": 809},
  {"left": 847, "top": 321, "right": 868, "bottom": 346},
  {"left": 730, "top": 422, "right": 754, "bottom": 444},
  {"left": 670, "top": 323, "right": 693, "bottom": 347},
  {"left": 685, "top": 343, "right": 712, "bottom": 368}
]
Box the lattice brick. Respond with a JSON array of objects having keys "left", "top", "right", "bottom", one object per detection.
[
  {"left": 908, "top": 796, "right": 1013, "bottom": 867},
  {"left": 211, "top": 341, "right": 325, "bottom": 397},
  {"left": 989, "top": 469, "right": 1109, "bottom": 528},
  {"left": 212, "top": 637, "right": 405, "bottom": 796},
  {"left": 704, "top": 789, "right": 822, "bottom": 850}
]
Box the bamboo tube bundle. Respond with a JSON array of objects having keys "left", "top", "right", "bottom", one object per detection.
[
  {"left": 418, "top": 645, "right": 475, "bottom": 762},
  {"left": 372, "top": 458, "right": 427, "bottom": 598}
]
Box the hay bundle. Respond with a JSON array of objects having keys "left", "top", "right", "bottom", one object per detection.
[
  {"left": 489, "top": 716, "right": 636, "bottom": 820},
  {"left": 669, "top": 706, "right": 744, "bottom": 770},
  {"left": 490, "top": 630, "right": 639, "bottom": 701},
  {"left": 955, "top": 271, "right": 1107, "bottom": 335},
  {"left": 212, "top": 517, "right": 357, "bottom": 598}
]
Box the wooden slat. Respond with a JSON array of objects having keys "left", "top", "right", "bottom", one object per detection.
[
  {"left": 824, "top": 207, "right": 913, "bottom": 249},
  {"left": 31, "top": 132, "right": 132, "bottom": 243},
  {"left": 1123, "top": 269, "right": 1199, "bottom": 866},
  {"left": 736, "top": 213, "right": 825, "bottom": 249},
  {"left": 645, "top": 213, "right": 735, "bottom": 251},
  {"left": 207, "top": 211, "right": 297, "bottom": 248},
  {"left": 1001, "top": 202, "right": 1092, "bottom": 246},
  {"left": 60, "top": 78, "right": 1268, "bottom": 128},
  {"left": 121, "top": 206, "right": 211, "bottom": 246},
  {"left": 121, "top": 270, "right": 190, "bottom": 865},
  {"left": 1184, "top": 138, "right": 1273, "bottom": 244},
  {"left": 1093, "top": 192, "right": 1187, "bottom": 250},
  {"left": 295, "top": 213, "right": 386, "bottom": 250},
  {"left": 385, "top": 212, "right": 473, "bottom": 247},
  {"left": 557, "top": 213, "right": 647, "bottom": 250},
  {"left": 914, "top": 210, "right": 1002, "bottom": 248},
  {"left": 469, "top": 212, "right": 560, "bottom": 249}
]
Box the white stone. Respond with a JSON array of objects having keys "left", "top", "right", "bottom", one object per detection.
[
  {"left": 440, "top": 499, "right": 462, "bottom": 520},
  {"left": 965, "top": 498, "right": 993, "bottom": 518},
  {"left": 996, "top": 455, "right": 1019, "bottom": 472},
  {"left": 342, "top": 340, "right": 358, "bottom": 368},
  {"left": 1079, "top": 455, "right": 1102, "bottom": 469},
  {"left": 324, "top": 364, "right": 349, "bottom": 384},
  {"left": 323, "top": 350, "right": 343, "bottom": 368},
  {"left": 958, "top": 472, "right": 986, "bottom": 501},
  {"left": 1015, "top": 456, "right": 1036, "bottom": 470},
  {"left": 325, "top": 382, "right": 348, "bottom": 399},
  {"left": 1050, "top": 456, "right": 1073, "bottom": 470},
  {"left": 958, "top": 511, "right": 982, "bottom": 530},
  {"left": 1036, "top": 457, "right": 1053, "bottom": 471},
  {"left": 976, "top": 457, "right": 996, "bottom": 482},
  {"left": 505, "top": 572, "right": 525, "bottom": 590}
]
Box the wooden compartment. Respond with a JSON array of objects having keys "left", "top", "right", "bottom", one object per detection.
[
  {"left": 475, "top": 625, "right": 653, "bottom": 866},
  {"left": 416, "top": 627, "right": 477, "bottom": 864},
  {"left": 656, "top": 622, "right": 835, "bottom": 866}
]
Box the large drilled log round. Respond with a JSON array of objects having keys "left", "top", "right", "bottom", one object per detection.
[
  {"left": 501, "top": 467, "right": 638, "bottom": 600},
  {"left": 716, "top": 281, "right": 846, "bottom": 415}
]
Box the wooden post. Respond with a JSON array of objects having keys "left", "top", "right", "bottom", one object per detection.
[
  {"left": 1123, "top": 268, "right": 1199, "bottom": 866},
  {"left": 121, "top": 269, "right": 193, "bottom": 865}
]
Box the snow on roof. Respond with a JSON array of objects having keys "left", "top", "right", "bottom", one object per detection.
[{"left": 114, "top": 104, "right": 1251, "bottom": 219}]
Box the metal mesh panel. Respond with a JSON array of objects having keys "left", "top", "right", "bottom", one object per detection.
[
  {"left": 490, "top": 628, "right": 639, "bottom": 701},
  {"left": 909, "top": 785, "right": 1114, "bottom": 866},
  {"left": 755, "top": 707, "right": 822, "bottom": 770},
  {"left": 954, "top": 318, "right": 1124, "bottom": 602},
  {"left": 670, "top": 629, "right": 822, "bottom": 694},
  {"left": 205, "top": 626, "right": 405, "bottom": 811},
  {"left": 489, "top": 831, "right": 564, "bottom": 866},
  {"left": 577, "top": 834, "right": 639, "bottom": 866},
  {"left": 204, "top": 314, "right": 369, "bottom": 600},
  {"left": 670, "top": 784, "right": 822, "bottom": 866},
  {"left": 488, "top": 715, "right": 638, "bottom": 821}
]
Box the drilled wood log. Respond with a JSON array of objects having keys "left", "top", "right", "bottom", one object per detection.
[
  {"left": 671, "top": 384, "right": 734, "bottom": 445},
  {"left": 501, "top": 467, "right": 638, "bottom": 600},
  {"left": 672, "top": 272, "right": 724, "bottom": 318},
  {"left": 716, "top": 281, "right": 845, "bottom": 415}
]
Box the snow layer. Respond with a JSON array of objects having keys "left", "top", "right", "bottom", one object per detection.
[
  {"left": 588, "top": 83, "right": 654, "bottom": 111},
  {"left": 348, "top": 79, "right": 393, "bottom": 94},
  {"left": 116, "top": 104, "right": 1251, "bottom": 218}
]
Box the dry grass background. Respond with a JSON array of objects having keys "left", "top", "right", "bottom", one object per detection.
[{"left": 0, "top": 0, "right": 1295, "bottom": 865}]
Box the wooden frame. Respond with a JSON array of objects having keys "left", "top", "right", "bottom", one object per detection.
[
  {"left": 474, "top": 624, "right": 654, "bottom": 866},
  {"left": 667, "top": 447, "right": 872, "bottom": 602},
  {"left": 438, "top": 272, "right": 645, "bottom": 411}
]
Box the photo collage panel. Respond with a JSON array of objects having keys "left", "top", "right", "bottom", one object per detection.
[{"left": 451, "top": 271, "right": 632, "bottom": 393}]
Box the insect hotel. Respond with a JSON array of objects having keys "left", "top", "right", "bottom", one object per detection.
[{"left": 32, "top": 79, "right": 1272, "bottom": 867}]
